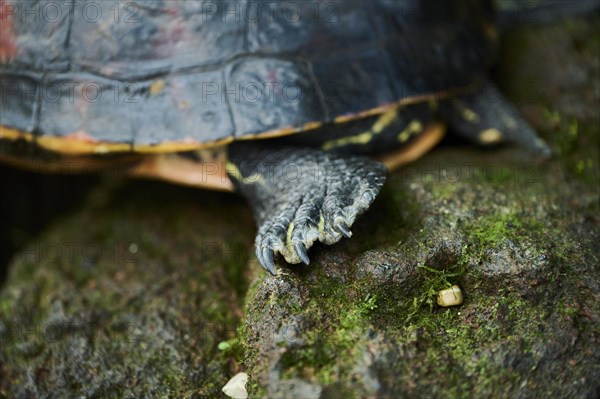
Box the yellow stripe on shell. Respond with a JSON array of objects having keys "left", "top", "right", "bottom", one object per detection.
[
  {"left": 321, "top": 131, "right": 374, "bottom": 151},
  {"left": 397, "top": 120, "right": 424, "bottom": 143},
  {"left": 372, "top": 107, "right": 399, "bottom": 133},
  {"left": 0, "top": 126, "right": 35, "bottom": 141},
  {"left": 321, "top": 106, "right": 400, "bottom": 151},
  {"left": 225, "top": 161, "right": 265, "bottom": 185}
]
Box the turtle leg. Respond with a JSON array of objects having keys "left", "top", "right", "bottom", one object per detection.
[
  {"left": 227, "top": 142, "right": 386, "bottom": 274},
  {"left": 441, "top": 81, "right": 551, "bottom": 157}
]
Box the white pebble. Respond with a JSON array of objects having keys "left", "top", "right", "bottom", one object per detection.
[
  {"left": 222, "top": 372, "right": 249, "bottom": 399},
  {"left": 437, "top": 285, "right": 463, "bottom": 307}
]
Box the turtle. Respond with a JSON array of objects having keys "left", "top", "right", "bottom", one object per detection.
[{"left": 0, "top": 0, "right": 561, "bottom": 275}]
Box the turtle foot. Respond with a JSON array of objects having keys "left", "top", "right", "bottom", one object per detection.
[
  {"left": 228, "top": 143, "right": 386, "bottom": 274},
  {"left": 441, "top": 81, "right": 552, "bottom": 158}
]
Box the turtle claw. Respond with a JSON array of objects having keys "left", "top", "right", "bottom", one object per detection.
[
  {"left": 258, "top": 247, "right": 277, "bottom": 275},
  {"left": 294, "top": 242, "right": 310, "bottom": 265},
  {"left": 229, "top": 143, "right": 386, "bottom": 273},
  {"left": 336, "top": 222, "right": 353, "bottom": 239}
]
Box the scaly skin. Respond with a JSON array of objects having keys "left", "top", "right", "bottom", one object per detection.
[{"left": 228, "top": 143, "right": 386, "bottom": 274}]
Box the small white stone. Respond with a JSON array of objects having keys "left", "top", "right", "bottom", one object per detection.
[
  {"left": 128, "top": 243, "right": 138, "bottom": 254},
  {"left": 222, "top": 372, "right": 249, "bottom": 399},
  {"left": 437, "top": 285, "right": 463, "bottom": 307}
]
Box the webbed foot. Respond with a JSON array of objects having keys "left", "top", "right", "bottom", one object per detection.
[{"left": 228, "top": 143, "right": 386, "bottom": 274}]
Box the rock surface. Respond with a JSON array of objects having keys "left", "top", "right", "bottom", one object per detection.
[
  {"left": 0, "top": 184, "right": 255, "bottom": 397},
  {"left": 1, "top": 14, "right": 599, "bottom": 399}
]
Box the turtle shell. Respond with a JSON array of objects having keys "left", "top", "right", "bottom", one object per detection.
[{"left": 0, "top": 0, "right": 497, "bottom": 154}]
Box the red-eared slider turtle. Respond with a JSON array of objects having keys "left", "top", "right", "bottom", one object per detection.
[{"left": 0, "top": 0, "right": 556, "bottom": 274}]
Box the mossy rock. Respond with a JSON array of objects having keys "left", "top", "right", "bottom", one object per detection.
[
  {"left": 240, "top": 15, "right": 600, "bottom": 398},
  {"left": 0, "top": 184, "right": 254, "bottom": 398}
]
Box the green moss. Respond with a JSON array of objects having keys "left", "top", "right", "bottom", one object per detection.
[
  {"left": 276, "top": 275, "right": 379, "bottom": 388},
  {"left": 545, "top": 109, "right": 579, "bottom": 155},
  {"left": 471, "top": 213, "right": 521, "bottom": 247},
  {"left": 541, "top": 107, "right": 599, "bottom": 184},
  {"left": 404, "top": 263, "right": 465, "bottom": 323},
  {"left": 350, "top": 212, "right": 583, "bottom": 396},
  {"left": 430, "top": 183, "right": 459, "bottom": 200},
  {"left": 0, "top": 296, "right": 13, "bottom": 318},
  {"left": 367, "top": 250, "right": 466, "bottom": 334},
  {"left": 457, "top": 208, "right": 546, "bottom": 266},
  {"left": 388, "top": 289, "right": 548, "bottom": 396},
  {"left": 0, "top": 182, "right": 252, "bottom": 397},
  {"left": 217, "top": 328, "right": 246, "bottom": 365}
]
